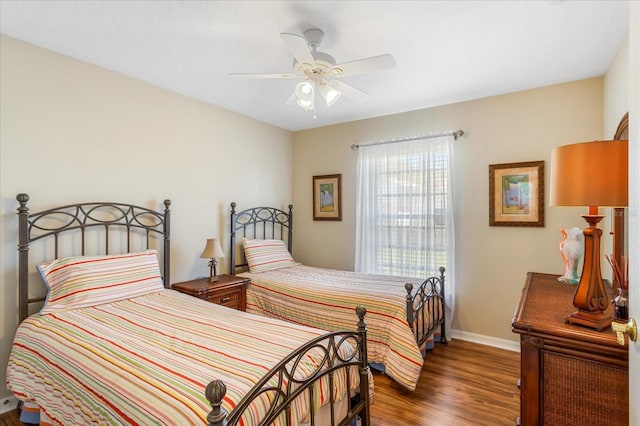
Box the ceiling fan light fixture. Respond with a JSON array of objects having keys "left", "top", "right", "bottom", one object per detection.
[
  {"left": 319, "top": 83, "right": 341, "bottom": 107},
  {"left": 296, "top": 81, "right": 313, "bottom": 96},
  {"left": 295, "top": 81, "right": 315, "bottom": 111},
  {"left": 296, "top": 97, "right": 314, "bottom": 110}
]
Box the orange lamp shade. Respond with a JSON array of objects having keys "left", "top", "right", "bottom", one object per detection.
[{"left": 549, "top": 140, "right": 628, "bottom": 208}]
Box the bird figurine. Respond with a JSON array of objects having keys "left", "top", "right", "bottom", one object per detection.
[{"left": 558, "top": 227, "right": 583, "bottom": 284}]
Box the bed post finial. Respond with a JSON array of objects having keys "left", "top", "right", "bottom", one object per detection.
[
  {"left": 206, "top": 380, "right": 228, "bottom": 426},
  {"left": 356, "top": 305, "right": 367, "bottom": 325},
  {"left": 17, "top": 193, "right": 30, "bottom": 204}
]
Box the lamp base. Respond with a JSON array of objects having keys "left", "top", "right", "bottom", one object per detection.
[
  {"left": 566, "top": 309, "right": 612, "bottom": 331},
  {"left": 208, "top": 260, "right": 219, "bottom": 282}
]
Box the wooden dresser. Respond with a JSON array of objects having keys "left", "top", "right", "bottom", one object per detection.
[
  {"left": 172, "top": 275, "right": 249, "bottom": 311},
  {"left": 512, "top": 272, "right": 628, "bottom": 426}
]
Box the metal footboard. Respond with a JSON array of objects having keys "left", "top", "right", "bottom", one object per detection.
[
  {"left": 405, "top": 266, "right": 446, "bottom": 347},
  {"left": 206, "top": 307, "right": 370, "bottom": 426}
]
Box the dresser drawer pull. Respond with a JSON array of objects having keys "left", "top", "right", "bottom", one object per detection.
[{"left": 221, "top": 296, "right": 231, "bottom": 303}]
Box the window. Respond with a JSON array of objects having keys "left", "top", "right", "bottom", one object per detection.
[{"left": 355, "top": 134, "right": 454, "bottom": 279}]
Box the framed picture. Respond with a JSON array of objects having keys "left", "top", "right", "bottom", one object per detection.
[
  {"left": 313, "top": 174, "right": 342, "bottom": 221},
  {"left": 489, "top": 161, "right": 544, "bottom": 227}
]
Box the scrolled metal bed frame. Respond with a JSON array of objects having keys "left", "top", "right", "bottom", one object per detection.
[
  {"left": 229, "top": 202, "right": 447, "bottom": 349},
  {"left": 16, "top": 193, "right": 172, "bottom": 322},
  {"left": 14, "top": 194, "right": 371, "bottom": 425}
]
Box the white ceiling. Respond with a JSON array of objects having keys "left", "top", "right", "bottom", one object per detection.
[{"left": 0, "top": 1, "right": 629, "bottom": 132}]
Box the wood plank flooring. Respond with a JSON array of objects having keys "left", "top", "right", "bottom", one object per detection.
[
  {"left": 370, "top": 339, "right": 520, "bottom": 425},
  {"left": 0, "top": 339, "right": 520, "bottom": 426}
]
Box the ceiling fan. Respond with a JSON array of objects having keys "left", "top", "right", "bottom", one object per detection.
[{"left": 231, "top": 28, "right": 395, "bottom": 116}]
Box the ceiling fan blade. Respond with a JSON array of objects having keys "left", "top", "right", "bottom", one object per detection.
[
  {"left": 332, "top": 54, "right": 395, "bottom": 77},
  {"left": 230, "top": 72, "right": 299, "bottom": 79},
  {"left": 285, "top": 90, "right": 298, "bottom": 105},
  {"left": 328, "top": 80, "right": 371, "bottom": 103},
  {"left": 280, "top": 32, "right": 316, "bottom": 67}
]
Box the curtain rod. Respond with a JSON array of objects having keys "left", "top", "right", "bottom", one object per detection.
[{"left": 350, "top": 129, "right": 464, "bottom": 150}]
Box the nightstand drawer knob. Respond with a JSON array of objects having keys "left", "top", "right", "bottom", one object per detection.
[{"left": 221, "top": 296, "right": 231, "bottom": 303}]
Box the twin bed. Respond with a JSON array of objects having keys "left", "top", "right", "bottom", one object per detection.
[
  {"left": 7, "top": 195, "right": 371, "bottom": 426},
  {"left": 229, "top": 203, "right": 447, "bottom": 391}
]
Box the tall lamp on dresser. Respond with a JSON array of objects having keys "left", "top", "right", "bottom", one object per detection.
[
  {"left": 549, "top": 139, "right": 628, "bottom": 330},
  {"left": 512, "top": 138, "right": 629, "bottom": 426}
]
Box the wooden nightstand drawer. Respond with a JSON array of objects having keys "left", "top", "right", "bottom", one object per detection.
[
  {"left": 208, "top": 288, "right": 242, "bottom": 309},
  {"left": 171, "top": 275, "right": 249, "bottom": 311}
]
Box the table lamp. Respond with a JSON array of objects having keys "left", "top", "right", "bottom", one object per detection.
[
  {"left": 201, "top": 238, "right": 225, "bottom": 282},
  {"left": 549, "top": 139, "right": 628, "bottom": 330}
]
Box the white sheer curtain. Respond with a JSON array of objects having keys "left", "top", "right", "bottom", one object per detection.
[{"left": 355, "top": 133, "right": 455, "bottom": 338}]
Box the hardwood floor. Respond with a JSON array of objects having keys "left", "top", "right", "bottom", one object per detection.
[
  {"left": 0, "top": 339, "right": 520, "bottom": 426},
  {"left": 370, "top": 339, "right": 520, "bottom": 425}
]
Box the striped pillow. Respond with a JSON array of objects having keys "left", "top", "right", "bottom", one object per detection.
[
  {"left": 38, "top": 250, "right": 164, "bottom": 314},
  {"left": 243, "top": 238, "right": 299, "bottom": 273}
]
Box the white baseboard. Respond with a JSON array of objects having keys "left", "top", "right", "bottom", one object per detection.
[
  {"left": 451, "top": 329, "right": 520, "bottom": 353},
  {"left": 0, "top": 395, "right": 18, "bottom": 414}
]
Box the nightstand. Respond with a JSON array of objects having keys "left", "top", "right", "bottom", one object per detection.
[{"left": 171, "top": 274, "right": 249, "bottom": 311}]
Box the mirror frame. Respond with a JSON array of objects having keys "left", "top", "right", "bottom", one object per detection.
[{"left": 612, "top": 112, "right": 629, "bottom": 290}]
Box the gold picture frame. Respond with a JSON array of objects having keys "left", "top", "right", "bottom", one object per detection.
[
  {"left": 489, "top": 161, "right": 544, "bottom": 227},
  {"left": 313, "top": 174, "right": 342, "bottom": 221}
]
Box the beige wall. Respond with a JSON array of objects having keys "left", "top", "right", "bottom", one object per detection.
[
  {"left": 292, "top": 78, "right": 607, "bottom": 345},
  {"left": 605, "top": 33, "right": 629, "bottom": 137},
  {"left": 0, "top": 35, "right": 293, "bottom": 400}
]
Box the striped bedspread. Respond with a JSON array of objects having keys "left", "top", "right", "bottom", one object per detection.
[
  {"left": 7, "top": 290, "right": 360, "bottom": 425},
  {"left": 241, "top": 265, "right": 437, "bottom": 391}
]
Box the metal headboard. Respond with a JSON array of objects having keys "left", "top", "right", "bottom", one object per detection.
[
  {"left": 17, "top": 193, "right": 171, "bottom": 322},
  {"left": 229, "top": 202, "right": 293, "bottom": 275}
]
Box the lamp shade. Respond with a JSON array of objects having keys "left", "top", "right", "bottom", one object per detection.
[
  {"left": 295, "top": 81, "right": 315, "bottom": 111},
  {"left": 200, "top": 238, "right": 225, "bottom": 259},
  {"left": 319, "top": 83, "right": 341, "bottom": 107},
  {"left": 549, "top": 140, "right": 628, "bottom": 208}
]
